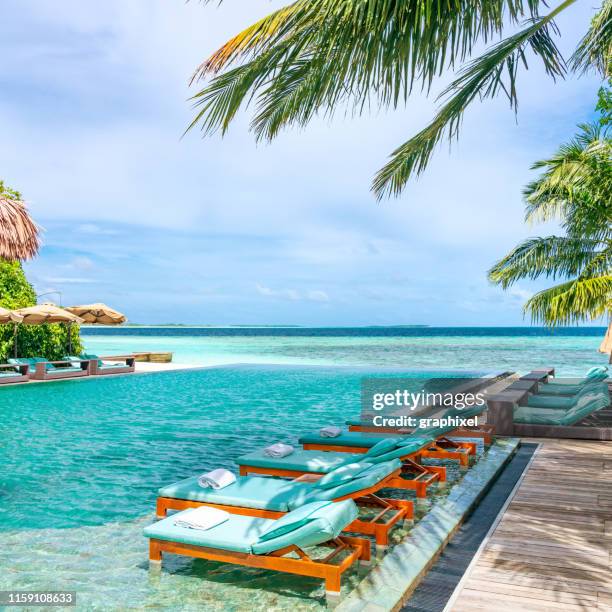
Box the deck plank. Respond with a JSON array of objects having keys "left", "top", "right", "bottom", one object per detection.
[{"left": 450, "top": 438, "right": 612, "bottom": 611}]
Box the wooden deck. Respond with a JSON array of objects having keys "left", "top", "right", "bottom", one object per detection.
[{"left": 450, "top": 438, "right": 612, "bottom": 611}]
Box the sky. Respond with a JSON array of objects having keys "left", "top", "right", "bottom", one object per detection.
[{"left": 0, "top": 0, "right": 605, "bottom": 326}]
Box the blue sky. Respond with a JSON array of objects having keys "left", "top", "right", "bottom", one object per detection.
[{"left": 0, "top": 0, "right": 605, "bottom": 325}]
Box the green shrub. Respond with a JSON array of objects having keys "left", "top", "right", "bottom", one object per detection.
[{"left": 0, "top": 260, "right": 82, "bottom": 361}]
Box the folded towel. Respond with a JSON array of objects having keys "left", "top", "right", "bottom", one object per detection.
[
  {"left": 264, "top": 443, "right": 294, "bottom": 458},
  {"left": 320, "top": 426, "right": 342, "bottom": 438},
  {"left": 174, "top": 506, "right": 229, "bottom": 531},
  {"left": 198, "top": 468, "right": 236, "bottom": 490}
]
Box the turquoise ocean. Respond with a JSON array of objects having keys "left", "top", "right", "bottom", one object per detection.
[{"left": 82, "top": 326, "right": 609, "bottom": 376}]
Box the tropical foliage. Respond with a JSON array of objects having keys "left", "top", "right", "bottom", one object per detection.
[
  {"left": 0, "top": 180, "right": 81, "bottom": 361},
  {"left": 488, "top": 91, "right": 611, "bottom": 325},
  {"left": 188, "top": 0, "right": 611, "bottom": 198}
]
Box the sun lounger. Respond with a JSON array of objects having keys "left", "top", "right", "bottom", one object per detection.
[
  {"left": 0, "top": 362, "right": 29, "bottom": 384},
  {"left": 534, "top": 366, "right": 609, "bottom": 396},
  {"left": 9, "top": 357, "right": 90, "bottom": 381},
  {"left": 156, "top": 459, "right": 413, "bottom": 547},
  {"left": 514, "top": 387, "right": 610, "bottom": 425},
  {"left": 238, "top": 436, "right": 446, "bottom": 498},
  {"left": 145, "top": 499, "right": 370, "bottom": 599},
  {"left": 299, "top": 425, "right": 476, "bottom": 467},
  {"left": 78, "top": 353, "right": 135, "bottom": 375},
  {"left": 526, "top": 382, "right": 609, "bottom": 410}
]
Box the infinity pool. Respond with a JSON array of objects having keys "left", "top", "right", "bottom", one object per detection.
[{"left": 1, "top": 365, "right": 487, "bottom": 609}]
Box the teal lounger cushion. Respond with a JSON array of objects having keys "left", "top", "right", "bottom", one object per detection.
[
  {"left": 316, "top": 461, "right": 374, "bottom": 489},
  {"left": 396, "top": 436, "right": 433, "bottom": 451},
  {"left": 365, "top": 438, "right": 401, "bottom": 457},
  {"left": 514, "top": 391, "right": 609, "bottom": 426},
  {"left": 538, "top": 381, "right": 595, "bottom": 396},
  {"left": 158, "top": 460, "right": 401, "bottom": 513},
  {"left": 284, "top": 461, "right": 401, "bottom": 509},
  {"left": 298, "top": 431, "right": 400, "bottom": 449},
  {"left": 144, "top": 499, "right": 358, "bottom": 555},
  {"left": 9, "top": 357, "right": 54, "bottom": 371},
  {"left": 158, "top": 475, "right": 313, "bottom": 511},
  {"left": 237, "top": 448, "right": 356, "bottom": 473},
  {"left": 80, "top": 353, "right": 103, "bottom": 366},
  {"left": 586, "top": 366, "right": 608, "bottom": 379},
  {"left": 253, "top": 500, "right": 358, "bottom": 554},
  {"left": 257, "top": 500, "right": 335, "bottom": 541},
  {"left": 527, "top": 383, "right": 608, "bottom": 409},
  {"left": 238, "top": 446, "right": 412, "bottom": 473}
]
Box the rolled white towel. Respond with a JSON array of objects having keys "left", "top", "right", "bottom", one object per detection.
[
  {"left": 174, "top": 506, "right": 229, "bottom": 531},
  {"left": 198, "top": 468, "right": 236, "bottom": 490},
  {"left": 319, "top": 426, "right": 342, "bottom": 438},
  {"left": 264, "top": 443, "right": 294, "bottom": 458}
]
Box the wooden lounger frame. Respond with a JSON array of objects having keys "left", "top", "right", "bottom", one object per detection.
[
  {"left": 90, "top": 355, "right": 136, "bottom": 376},
  {"left": 0, "top": 363, "right": 29, "bottom": 385},
  {"left": 156, "top": 469, "right": 413, "bottom": 547},
  {"left": 348, "top": 423, "right": 494, "bottom": 446},
  {"left": 302, "top": 438, "right": 475, "bottom": 468},
  {"left": 31, "top": 359, "right": 91, "bottom": 381},
  {"left": 149, "top": 534, "right": 370, "bottom": 594}
]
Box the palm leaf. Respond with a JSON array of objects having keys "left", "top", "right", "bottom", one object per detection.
[
  {"left": 524, "top": 275, "right": 612, "bottom": 324},
  {"left": 571, "top": 0, "right": 612, "bottom": 77},
  {"left": 488, "top": 236, "right": 608, "bottom": 287},
  {"left": 372, "top": 0, "right": 572, "bottom": 198},
  {"left": 189, "top": 0, "right": 547, "bottom": 140}
]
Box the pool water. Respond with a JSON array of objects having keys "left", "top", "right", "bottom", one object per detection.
[{"left": 1, "top": 365, "right": 486, "bottom": 609}]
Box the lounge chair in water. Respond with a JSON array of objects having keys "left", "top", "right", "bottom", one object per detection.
[
  {"left": 298, "top": 423, "right": 477, "bottom": 468},
  {"left": 514, "top": 384, "right": 610, "bottom": 426},
  {"left": 156, "top": 459, "right": 412, "bottom": 548},
  {"left": 238, "top": 436, "right": 446, "bottom": 498},
  {"left": 77, "top": 353, "right": 135, "bottom": 375},
  {"left": 0, "top": 362, "right": 29, "bottom": 385},
  {"left": 8, "top": 357, "right": 91, "bottom": 381},
  {"left": 346, "top": 405, "right": 494, "bottom": 445},
  {"left": 525, "top": 382, "right": 609, "bottom": 410},
  {"left": 144, "top": 499, "right": 370, "bottom": 600},
  {"left": 533, "top": 366, "right": 608, "bottom": 396}
]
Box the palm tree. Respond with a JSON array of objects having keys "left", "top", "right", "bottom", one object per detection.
[
  {"left": 488, "top": 115, "right": 611, "bottom": 325},
  {"left": 187, "top": 0, "right": 611, "bottom": 198},
  {"left": 0, "top": 181, "right": 41, "bottom": 261}
]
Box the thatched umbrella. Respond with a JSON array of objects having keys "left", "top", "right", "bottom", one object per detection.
[
  {"left": 599, "top": 321, "right": 612, "bottom": 364},
  {"left": 65, "top": 303, "right": 127, "bottom": 325},
  {"left": 13, "top": 304, "right": 84, "bottom": 356},
  {"left": 0, "top": 197, "right": 41, "bottom": 261}
]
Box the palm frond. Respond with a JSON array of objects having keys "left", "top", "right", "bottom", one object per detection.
[
  {"left": 524, "top": 275, "right": 612, "bottom": 324},
  {"left": 571, "top": 0, "right": 612, "bottom": 77},
  {"left": 488, "top": 236, "right": 607, "bottom": 287},
  {"left": 372, "top": 0, "right": 572, "bottom": 198},
  {"left": 189, "top": 0, "right": 547, "bottom": 141}
]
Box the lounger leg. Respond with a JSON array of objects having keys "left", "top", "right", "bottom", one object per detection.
[
  {"left": 156, "top": 498, "right": 169, "bottom": 519},
  {"left": 149, "top": 540, "right": 162, "bottom": 566},
  {"left": 325, "top": 571, "right": 341, "bottom": 604}
]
